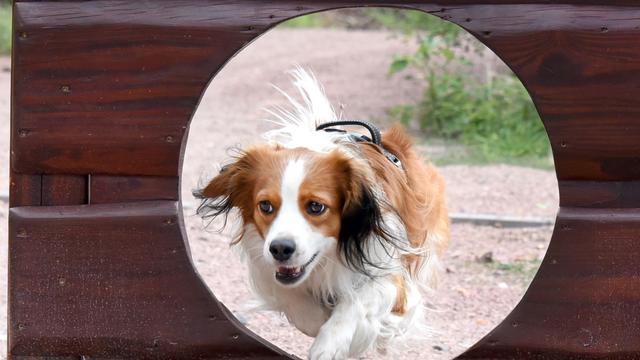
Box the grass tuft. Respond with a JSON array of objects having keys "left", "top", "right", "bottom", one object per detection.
[{"left": 486, "top": 259, "right": 542, "bottom": 284}]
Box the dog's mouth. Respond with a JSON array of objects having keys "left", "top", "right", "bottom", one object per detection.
[{"left": 275, "top": 252, "right": 319, "bottom": 285}]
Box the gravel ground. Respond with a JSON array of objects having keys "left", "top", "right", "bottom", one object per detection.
[{"left": 0, "top": 28, "right": 559, "bottom": 359}]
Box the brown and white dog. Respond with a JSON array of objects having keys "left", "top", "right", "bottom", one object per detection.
[{"left": 195, "top": 69, "right": 449, "bottom": 359}]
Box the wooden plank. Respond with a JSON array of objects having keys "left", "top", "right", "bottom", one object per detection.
[
  {"left": 8, "top": 201, "right": 289, "bottom": 359},
  {"left": 459, "top": 207, "right": 640, "bottom": 358},
  {"left": 9, "top": 173, "right": 40, "bottom": 207},
  {"left": 11, "top": 357, "right": 80, "bottom": 360},
  {"left": 10, "top": 1, "right": 640, "bottom": 180},
  {"left": 89, "top": 175, "right": 177, "bottom": 204},
  {"left": 560, "top": 180, "right": 640, "bottom": 208},
  {"left": 9, "top": 1, "right": 640, "bottom": 359},
  {"left": 41, "top": 175, "right": 87, "bottom": 206},
  {"left": 13, "top": 0, "right": 640, "bottom": 6},
  {"left": 10, "top": 1, "right": 311, "bottom": 177}
]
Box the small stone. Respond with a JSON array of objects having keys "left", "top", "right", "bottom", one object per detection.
[
  {"left": 455, "top": 287, "right": 470, "bottom": 298},
  {"left": 479, "top": 251, "right": 493, "bottom": 263}
]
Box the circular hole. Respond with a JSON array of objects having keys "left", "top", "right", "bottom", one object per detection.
[{"left": 182, "top": 8, "right": 556, "bottom": 359}]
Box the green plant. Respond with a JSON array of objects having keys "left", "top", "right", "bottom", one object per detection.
[
  {"left": 280, "top": 8, "right": 462, "bottom": 36},
  {"left": 0, "top": 4, "right": 10, "bottom": 55},
  {"left": 281, "top": 13, "right": 328, "bottom": 28},
  {"left": 366, "top": 8, "right": 461, "bottom": 40},
  {"left": 387, "top": 13, "right": 550, "bottom": 162}
]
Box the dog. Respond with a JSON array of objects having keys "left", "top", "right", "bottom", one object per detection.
[{"left": 195, "top": 69, "right": 449, "bottom": 359}]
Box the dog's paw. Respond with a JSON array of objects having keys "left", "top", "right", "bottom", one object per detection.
[{"left": 308, "top": 335, "right": 350, "bottom": 360}]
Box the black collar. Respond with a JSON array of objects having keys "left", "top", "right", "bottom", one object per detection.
[{"left": 316, "top": 120, "right": 403, "bottom": 169}]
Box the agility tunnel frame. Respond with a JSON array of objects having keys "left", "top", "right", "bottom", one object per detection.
[{"left": 9, "top": 1, "right": 640, "bottom": 359}]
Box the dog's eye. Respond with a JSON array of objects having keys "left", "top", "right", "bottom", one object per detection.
[
  {"left": 306, "top": 201, "right": 326, "bottom": 216},
  {"left": 258, "top": 200, "right": 274, "bottom": 214}
]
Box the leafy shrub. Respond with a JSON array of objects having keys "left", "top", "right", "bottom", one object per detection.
[{"left": 385, "top": 9, "right": 549, "bottom": 161}]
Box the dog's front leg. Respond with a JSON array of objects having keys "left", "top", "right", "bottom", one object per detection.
[
  {"left": 308, "top": 281, "right": 395, "bottom": 360},
  {"left": 308, "top": 299, "right": 359, "bottom": 360}
]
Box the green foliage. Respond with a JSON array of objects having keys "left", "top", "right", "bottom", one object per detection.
[
  {"left": 386, "top": 12, "right": 550, "bottom": 162},
  {"left": 0, "top": 4, "right": 10, "bottom": 55},
  {"left": 420, "top": 68, "right": 547, "bottom": 160},
  {"left": 281, "top": 13, "right": 327, "bottom": 28},
  {"left": 365, "top": 8, "right": 461, "bottom": 40}
]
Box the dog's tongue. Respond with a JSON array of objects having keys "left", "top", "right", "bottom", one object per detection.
[{"left": 277, "top": 266, "right": 301, "bottom": 275}]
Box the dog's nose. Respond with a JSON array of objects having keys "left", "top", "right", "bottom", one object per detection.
[{"left": 269, "top": 238, "right": 296, "bottom": 262}]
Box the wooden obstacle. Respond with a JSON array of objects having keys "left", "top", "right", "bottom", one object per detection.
[{"left": 9, "top": 1, "right": 640, "bottom": 359}]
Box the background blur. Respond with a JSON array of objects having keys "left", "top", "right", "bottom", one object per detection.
[{"left": 0, "top": 5, "right": 559, "bottom": 360}]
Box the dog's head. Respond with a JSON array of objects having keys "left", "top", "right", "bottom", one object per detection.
[{"left": 195, "top": 144, "right": 398, "bottom": 287}]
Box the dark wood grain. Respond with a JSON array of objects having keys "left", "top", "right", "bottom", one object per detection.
[
  {"left": 559, "top": 180, "right": 640, "bottom": 208},
  {"left": 14, "top": 0, "right": 640, "bottom": 6},
  {"left": 9, "top": 201, "right": 290, "bottom": 359},
  {"left": 41, "top": 175, "right": 86, "bottom": 206},
  {"left": 9, "top": 173, "right": 40, "bottom": 207},
  {"left": 12, "top": 1, "right": 640, "bottom": 180},
  {"left": 12, "top": 357, "right": 80, "bottom": 360},
  {"left": 89, "top": 175, "right": 177, "bottom": 204},
  {"left": 10, "top": 0, "right": 640, "bottom": 359}
]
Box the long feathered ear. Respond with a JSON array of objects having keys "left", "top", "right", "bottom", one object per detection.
[
  {"left": 337, "top": 156, "right": 406, "bottom": 277},
  {"left": 193, "top": 161, "right": 241, "bottom": 228},
  {"left": 193, "top": 146, "right": 266, "bottom": 227},
  {"left": 193, "top": 145, "right": 279, "bottom": 231}
]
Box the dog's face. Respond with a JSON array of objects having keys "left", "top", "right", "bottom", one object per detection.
[{"left": 197, "top": 144, "right": 382, "bottom": 287}]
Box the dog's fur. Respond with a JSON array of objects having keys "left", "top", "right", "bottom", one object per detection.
[{"left": 195, "top": 69, "right": 449, "bottom": 359}]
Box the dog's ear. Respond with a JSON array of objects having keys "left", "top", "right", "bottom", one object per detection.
[
  {"left": 335, "top": 155, "right": 401, "bottom": 277},
  {"left": 193, "top": 159, "right": 242, "bottom": 226},
  {"left": 193, "top": 146, "right": 272, "bottom": 227},
  {"left": 196, "top": 162, "right": 237, "bottom": 199}
]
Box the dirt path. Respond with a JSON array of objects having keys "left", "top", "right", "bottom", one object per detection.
[{"left": 1, "top": 28, "right": 558, "bottom": 359}]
